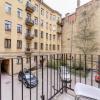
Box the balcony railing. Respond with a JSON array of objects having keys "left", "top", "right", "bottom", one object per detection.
[
  {"left": 26, "top": 1, "right": 35, "bottom": 13},
  {"left": 57, "top": 20, "right": 63, "bottom": 27},
  {"left": 25, "top": 31, "right": 34, "bottom": 40},
  {"left": 25, "top": 48, "right": 32, "bottom": 55},
  {"left": 0, "top": 53, "right": 100, "bottom": 100},
  {"left": 25, "top": 18, "right": 34, "bottom": 27}
]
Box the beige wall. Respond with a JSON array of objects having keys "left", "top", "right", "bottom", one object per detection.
[{"left": 62, "top": 0, "right": 100, "bottom": 55}]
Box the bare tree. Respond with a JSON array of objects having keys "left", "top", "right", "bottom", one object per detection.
[{"left": 75, "top": 3, "right": 98, "bottom": 55}]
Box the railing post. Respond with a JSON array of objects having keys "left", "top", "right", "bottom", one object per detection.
[
  {"left": 98, "top": 55, "right": 100, "bottom": 88},
  {"left": 41, "top": 56, "right": 45, "bottom": 100},
  {"left": 0, "top": 58, "right": 3, "bottom": 100},
  {"left": 11, "top": 58, "right": 14, "bottom": 100}
]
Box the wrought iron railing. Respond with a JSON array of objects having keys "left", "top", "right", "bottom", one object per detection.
[{"left": 0, "top": 53, "right": 100, "bottom": 100}]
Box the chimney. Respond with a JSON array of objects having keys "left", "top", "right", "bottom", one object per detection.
[{"left": 77, "top": 0, "right": 80, "bottom": 8}]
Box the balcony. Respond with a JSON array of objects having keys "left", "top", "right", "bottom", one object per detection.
[
  {"left": 25, "top": 18, "right": 34, "bottom": 27},
  {"left": 0, "top": 54, "right": 100, "bottom": 100},
  {"left": 25, "top": 31, "right": 34, "bottom": 40},
  {"left": 57, "top": 20, "right": 63, "bottom": 27},
  {"left": 25, "top": 48, "right": 32, "bottom": 55},
  {"left": 26, "top": 1, "right": 35, "bottom": 13}
]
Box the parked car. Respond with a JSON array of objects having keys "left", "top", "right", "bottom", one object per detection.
[
  {"left": 59, "top": 66, "right": 71, "bottom": 82},
  {"left": 18, "top": 68, "right": 38, "bottom": 88}
]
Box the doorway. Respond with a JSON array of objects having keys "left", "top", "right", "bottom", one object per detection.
[{"left": 1, "top": 59, "right": 9, "bottom": 74}]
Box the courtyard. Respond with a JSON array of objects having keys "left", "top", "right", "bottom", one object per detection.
[{"left": 1, "top": 67, "right": 98, "bottom": 100}]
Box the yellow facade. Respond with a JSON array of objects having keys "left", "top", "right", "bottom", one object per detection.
[{"left": 0, "top": 0, "right": 62, "bottom": 74}]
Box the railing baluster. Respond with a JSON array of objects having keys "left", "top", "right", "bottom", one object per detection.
[
  {"left": 61, "top": 54, "right": 64, "bottom": 93},
  {"left": 74, "top": 54, "right": 76, "bottom": 84},
  {"left": 79, "top": 54, "right": 82, "bottom": 83},
  {"left": 69, "top": 53, "right": 72, "bottom": 88},
  {"left": 85, "top": 55, "right": 87, "bottom": 84},
  {"left": 64, "top": 53, "right": 67, "bottom": 92},
  {"left": 65, "top": 54, "right": 68, "bottom": 92},
  {"left": 41, "top": 56, "right": 45, "bottom": 100},
  {"left": 98, "top": 55, "right": 100, "bottom": 88},
  {"left": 47, "top": 55, "right": 48, "bottom": 100},
  {"left": 29, "top": 57, "right": 32, "bottom": 100},
  {"left": 0, "top": 59, "right": 2, "bottom": 100},
  {"left": 91, "top": 55, "right": 93, "bottom": 86},
  {"left": 50, "top": 55, "right": 52, "bottom": 97},
  {"left": 59, "top": 54, "right": 61, "bottom": 90},
  {"left": 11, "top": 58, "right": 14, "bottom": 100},
  {"left": 54, "top": 54, "right": 55, "bottom": 95},
  {"left": 57, "top": 54, "right": 59, "bottom": 92},
  {"left": 36, "top": 56, "right": 38, "bottom": 100},
  {"left": 21, "top": 58, "right": 23, "bottom": 100}
]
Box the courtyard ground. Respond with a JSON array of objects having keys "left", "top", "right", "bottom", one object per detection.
[{"left": 1, "top": 68, "right": 98, "bottom": 100}]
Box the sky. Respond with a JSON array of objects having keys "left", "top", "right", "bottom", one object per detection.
[{"left": 44, "top": 0, "right": 91, "bottom": 17}]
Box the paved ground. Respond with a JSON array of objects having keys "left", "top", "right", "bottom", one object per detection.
[{"left": 1, "top": 68, "right": 98, "bottom": 100}]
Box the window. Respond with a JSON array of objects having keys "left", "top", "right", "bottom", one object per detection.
[
  {"left": 41, "top": 8, "right": 44, "bottom": 16},
  {"left": 5, "top": 39, "right": 11, "bottom": 48},
  {"left": 53, "top": 25, "right": 56, "bottom": 32},
  {"left": 46, "top": 11, "right": 48, "bottom": 18},
  {"left": 5, "top": 20, "right": 12, "bottom": 31},
  {"left": 17, "top": 8, "right": 22, "bottom": 18},
  {"left": 53, "top": 35, "right": 56, "bottom": 40},
  {"left": 49, "top": 24, "right": 52, "bottom": 31},
  {"left": 17, "top": 24, "right": 22, "bottom": 33},
  {"left": 46, "top": 44, "right": 48, "bottom": 50},
  {"left": 35, "top": 4, "right": 38, "bottom": 12},
  {"left": 50, "top": 34, "right": 52, "bottom": 40},
  {"left": 5, "top": 3, "right": 11, "bottom": 14},
  {"left": 49, "top": 44, "right": 51, "bottom": 50},
  {"left": 26, "top": 57, "right": 30, "bottom": 63},
  {"left": 34, "top": 56, "right": 37, "bottom": 62},
  {"left": 34, "top": 17, "right": 38, "bottom": 25},
  {"left": 40, "top": 43, "right": 43, "bottom": 50},
  {"left": 50, "top": 14, "right": 52, "bottom": 20},
  {"left": 41, "top": 31, "right": 43, "bottom": 38},
  {"left": 34, "top": 42, "right": 38, "bottom": 50},
  {"left": 17, "top": 40, "right": 22, "bottom": 49},
  {"left": 58, "top": 17, "right": 60, "bottom": 21},
  {"left": 41, "top": 19, "right": 44, "bottom": 27},
  {"left": 34, "top": 29, "right": 38, "bottom": 37},
  {"left": 53, "top": 44, "right": 55, "bottom": 50},
  {"left": 16, "top": 56, "right": 22, "bottom": 64},
  {"left": 46, "top": 33, "right": 48, "bottom": 39},
  {"left": 17, "top": 0, "right": 22, "bottom": 3},
  {"left": 46, "top": 22, "right": 48, "bottom": 29},
  {"left": 53, "top": 15, "right": 56, "bottom": 21},
  {"left": 26, "top": 28, "right": 31, "bottom": 34},
  {"left": 57, "top": 45, "right": 60, "bottom": 50},
  {"left": 26, "top": 43, "right": 30, "bottom": 49},
  {"left": 27, "top": 13, "right": 31, "bottom": 18}
]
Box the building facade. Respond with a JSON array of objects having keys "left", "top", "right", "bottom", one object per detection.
[
  {"left": 62, "top": 0, "right": 100, "bottom": 54},
  {"left": 0, "top": 0, "right": 62, "bottom": 74}
]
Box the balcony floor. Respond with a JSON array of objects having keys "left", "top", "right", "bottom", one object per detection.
[{"left": 53, "top": 92, "right": 74, "bottom": 100}]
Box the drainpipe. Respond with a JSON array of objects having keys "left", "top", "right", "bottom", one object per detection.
[{"left": 77, "top": 0, "right": 80, "bottom": 8}]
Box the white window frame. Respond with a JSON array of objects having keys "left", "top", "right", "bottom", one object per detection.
[{"left": 5, "top": 3, "right": 12, "bottom": 14}]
